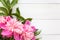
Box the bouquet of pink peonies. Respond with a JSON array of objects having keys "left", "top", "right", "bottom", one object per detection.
[{"left": 0, "top": 0, "right": 41, "bottom": 40}]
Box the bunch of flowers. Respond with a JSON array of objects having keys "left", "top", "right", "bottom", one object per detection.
[{"left": 0, "top": 0, "right": 41, "bottom": 40}]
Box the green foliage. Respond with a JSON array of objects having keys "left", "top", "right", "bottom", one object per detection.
[
  {"left": 11, "top": 0, "right": 18, "bottom": 7},
  {"left": 22, "top": 18, "right": 32, "bottom": 24},
  {"left": 34, "top": 29, "right": 41, "bottom": 36},
  {"left": 26, "top": 18, "right": 32, "bottom": 21},
  {"left": 0, "top": 13, "right": 5, "bottom": 16},
  {"left": 0, "top": 7, "right": 8, "bottom": 15},
  {"left": 0, "top": 0, "right": 10, "bottom": 9},
  {"left": 36, "top": 38, "right": 40, "bottom": 40},
  {"left": 6, "top": 0, "right": 10, "bottom": 6},
  {"left": 16, "top": 8, "right": 20, "bottom": 16}
]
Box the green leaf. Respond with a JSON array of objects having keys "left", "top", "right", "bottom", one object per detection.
[
  {"left": 18, "top": 16, "right": 25, "bottom": 21},
  {"left": 12, "top": 13, "right": 25, "bottom": 21},
  {"left": 0, "top": 0, "right": 10, "bottom": 9},
  {"left": 6, "top": 0, "right": 10, "bottom": 6},
  {"left": 22, "top": 18, "right": 32, "bottom": 24},
  {"left": 26, "top": 18, "right": 32, "bottom": 21},
  {"left": 8, "top": 9, "right": 12, "bottom": 15},
  {"left": 0, "top": 13, "right": 5, "bottom": 16},
  {"left": 16, "top": 8, "right": 20, "bottom": 16},
  {"left": 0, "top": 7, "right": 8, "bottom": 14},
  {"left": 36, "top": 38, "right": 40, "bottom": 40},
  {"left": 34, "top": 30, "right": 41, "bottom": 36},
  {"left": 11, "top": 0, "right": 18, "bottom": 7}
]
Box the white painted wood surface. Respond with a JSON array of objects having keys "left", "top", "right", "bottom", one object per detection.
[
  {"left": 13, "top": 4, "right": 60, "bottom": 20},
  {"left": 32, "top": 20, "right": 60, "bottom": 34},
  {"left": 18, "top": 0, "right": 60, "bottom": 3},
  {"left": 42, "top": 35, "right": 60, "bottom": 40}
]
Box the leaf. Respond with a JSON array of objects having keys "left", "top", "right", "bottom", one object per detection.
[
  {"left": 36, "top": 38, "right": 40, "bottom": 40},
  {"left": 12, "top": 13, "right": 19, "bottom": 17},
  {"left": 12, "top": 13, "right": 25, "bottom": 21},
  {"left": 0, "top": 7, "right": 8, "bottom": 14},
  {"left": 11, "top": 0, "right": 18, "bottom": 7},
  {"left": 34, "top": 30, "right": 41, "bottom": 36},
  {"left": 8, "top": 9, "right": 12, "bottom": 16},
  {"left": 0, "top": 0, "right": 10, "bottom": 9},
  {"left": 16, "top": 8, "right": 20, "bottom": 16},
  {"left": 6, "top": 0, "right": 10, "bottom": 6},
  {"left": 22, "top": 18, "right": 32, "bottom": 24},
  {"left": 26, "top": 18, "right": 32, "bottom": 21},
  {"left": 18, "top": 16, "right": 25, "bottom": 21},
  {"left": 0, "top": 13, "right": 5, "bottom": 16}
]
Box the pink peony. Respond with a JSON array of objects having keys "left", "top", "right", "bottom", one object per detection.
[
  {"left": 0, "top": 16, "right": 12, "bottom": 29},
  {"left": 0, "top": 16, "right": 36, "bottom": 40},
  {"left": 23, "top": 20, "right": 36, "bottom": 32},
  {"left": 6, "top": 18, "right": 24, "bottom": 34},
  {"left": 19, "top": 20, "right": 36, "bottom": 40},
  {"left": 21, "top": 32, "right": 34, "bottom": 40},
  {"left": 4, "top": 16, "right": 12, "bottom": 21}
]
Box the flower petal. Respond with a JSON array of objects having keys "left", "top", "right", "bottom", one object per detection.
[
  {"left": 25, "top": 20, "right": 31, "bottom": 25},
  {"left": 1, "top": 30, "right": 12, "bottom": 38},
  {"left": 14, "top": 33, "right": 20, "bottom": 40}
]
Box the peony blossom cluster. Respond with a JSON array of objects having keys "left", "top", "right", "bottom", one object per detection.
[{"left": 0, "top": 16, "right": 36, "bottom": 40}]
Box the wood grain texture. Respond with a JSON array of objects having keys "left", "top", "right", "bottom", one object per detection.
[
  {"left": 32, "top": 20, "right": 60, "bottom": 34},
  {"left": 18, "top": 0, "right": 60, "bottom": 3},
  {"left": 42, "top": 35, "right": 60, "bottom": 40},
  {"left": 13, "top": 4, "right": 60, "bottom": 20}
]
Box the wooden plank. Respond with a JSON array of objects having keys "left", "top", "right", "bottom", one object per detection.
[
  {"left": 13, "top": 4, "right": 60, "bottom": 20},
  {"left": 42, "top": 35, "right": 60, "bottom": 40},
  {"left": 18, "top": 0, "right": 60, "bottom": 3},
  {"left": 35, "top": 34, "right": 60, "bottom": 40},
  {"left": 31, "top": 20, "right": 60, "bottom": 34}
]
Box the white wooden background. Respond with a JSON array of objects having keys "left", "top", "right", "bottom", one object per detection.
[{"left": 1, "top": 0, "right": 60, "bottom": 40}]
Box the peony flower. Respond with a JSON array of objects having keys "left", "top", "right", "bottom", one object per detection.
[
  {"left": 0, "top": 16, "right": 12, "bottom": 29},
  {"left": 6, "top": 18, "right": 24, "bottom": 34},
  {"left": 1, "top": 16, "right": 24, "bottom": 39},
  {"left": 4, "top": 16, "right": 12, "bottom": 21},
  {"left": 0, "top": 16, "right": 36, "bottom": 40},
  {"left": 19, "top": 20, "right": 36, "bottom": 40},
  {"left": 22, "top": 32, "right": 34, "bottom": 40},
  {"left": 23, "top": 20, "right": 36, "bottom": 32}
]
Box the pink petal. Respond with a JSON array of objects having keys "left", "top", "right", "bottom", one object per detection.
[
  {"left": 14, "top": 29, "right": 23, "bottom": 34},
  {"left": 25, "top": 20, "right": 31, "bottom": 25},
  {"left": 19, "top": 35, "right": 23, "bottom": 40},
  {"left": 14, "top": 33, "right": 20, "bottom": 40},
  {"left": 31, "top": 26, "right": 36, "bottom": 32},
  {"left": 0, "top": 23, "right": 7, "bottom": 29},
  {"left": 1, "top": 30, "right": 12, "bottom": 38},
  {"left": 4, "top": 16, "right": 12, "bottom": 21},
  {"left": 32, "top": 36, "right": 36, "bottom": 40}
]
